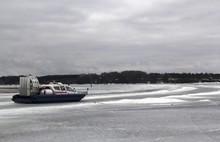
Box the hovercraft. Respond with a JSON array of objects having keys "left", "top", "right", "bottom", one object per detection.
[{"left": 12, "top": 75, "right": 88, "bottom": 103}]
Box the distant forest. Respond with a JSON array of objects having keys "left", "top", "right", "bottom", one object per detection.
[{"left": 1, "top": 71, "right": 220, "bottom": 85}]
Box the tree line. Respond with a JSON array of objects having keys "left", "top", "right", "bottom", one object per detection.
[{"left": 0, "top": 71, "right": 220, "bottom": 85}]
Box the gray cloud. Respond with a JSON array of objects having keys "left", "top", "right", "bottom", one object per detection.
[{"left": 0, "top": 0, "right": 220, "bottom": 76}]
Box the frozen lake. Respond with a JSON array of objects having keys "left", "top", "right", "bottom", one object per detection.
[{"left": 1, "top": 83, "right": 220, "bottom": 142}]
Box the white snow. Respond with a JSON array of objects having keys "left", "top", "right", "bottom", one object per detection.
[
  {"left": 1, "top": 83, "right": 220, "bottom": 142},
  {"left": 102, "top": 97, "right": 186, "bottom": 104}
]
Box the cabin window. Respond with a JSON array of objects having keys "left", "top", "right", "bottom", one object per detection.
[
  {"left": 53, "top": 86, "right": 60, "bottom": 90},
  {"left": 60, "top": 86, "right": 66, "bottom": 91}
]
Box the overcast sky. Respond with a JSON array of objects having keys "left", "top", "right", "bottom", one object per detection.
[{"left": 0, "top": 0, "right": 220, "bottom": 76}]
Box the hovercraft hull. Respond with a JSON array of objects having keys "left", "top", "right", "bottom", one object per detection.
[{"left": 12, "top": 94, "right": 86, "bottom": 104}]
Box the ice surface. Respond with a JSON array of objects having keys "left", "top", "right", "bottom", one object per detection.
[{"left": 1, "top": 83, "right": 220, "bottom": 142}]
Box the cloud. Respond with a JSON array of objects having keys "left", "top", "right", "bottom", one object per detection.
[{"left": 0, "top": 0, "right": 220, "bottom": 76}]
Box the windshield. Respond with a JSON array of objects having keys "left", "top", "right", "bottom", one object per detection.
[{"left": 65, "top": 86, "right": 75, "bottom": 92}]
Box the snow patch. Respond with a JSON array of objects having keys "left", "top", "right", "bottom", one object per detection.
[
  {"left": 102, "top": 97, "right": 186, "bottom": 104},
  {"left": 198, "top": 99, "right": 210, "bottom": 102},
  {"left": 188, "top": 91, "right": 220, "bottom": 96}
]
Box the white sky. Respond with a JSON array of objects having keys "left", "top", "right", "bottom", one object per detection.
[{"left": 0, "top": 0, "right": 220, "bottom": 76}]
